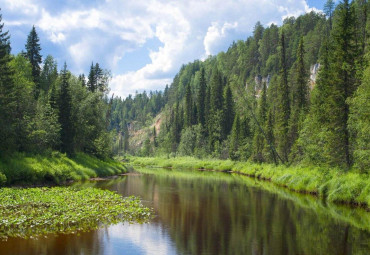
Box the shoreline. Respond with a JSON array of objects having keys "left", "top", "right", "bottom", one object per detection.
[{"left": 129, "top": 157, "right": 370, "bottom": 210}]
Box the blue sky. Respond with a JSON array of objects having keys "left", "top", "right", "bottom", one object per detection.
[{"left": 0, "top": 0, "right": 328, "bottom": 97}]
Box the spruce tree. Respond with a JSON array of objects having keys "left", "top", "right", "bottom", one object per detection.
[
  {"left": 0, "top": 10, "right": 15, "bottom": 152},
  {"left": 78, "top": 74, "right": 86, "bottom": 87},
  {"left": 328, "top": 0, "right": 359, "bottom": 167},
  {"left": 222, "top": 85, "right": 234, "bottom": 138},
  {"left": 25, "top": 26, "right": 42, "bottom": 95},
  {"left": 324, "top": 0, "right": 336, "bottom": 30},
  {"left": 87, "top": 62, "right": 96, "bottom": 92},
  {"left": 275, "top": 31, "right": 290, "bottom": 162},
  {"left": 58, "top": 63, "right": 74, "bottom": 156},
  {"left": 289, "top": 37, "right": 308, "bottom": 149},
  {"left": 40, "top": 55, "right": 58, "bottom": 92},
  {"left": 229, "top": 114, "right": 240, "bottom": 160},
  {"left": 184, "top": 83, "right": 192, "bottom": 127},
  {"left": 197, "top": 68, "right": 206, "bottom": 126}
]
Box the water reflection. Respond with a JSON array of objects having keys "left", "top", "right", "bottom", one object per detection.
[{"left": 0, "top": 168, "right": 369, "bottom": 255}]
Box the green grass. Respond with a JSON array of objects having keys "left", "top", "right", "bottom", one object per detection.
[
  {"left": 130, "top": 156, "right": 370, "bottom": 208},
  {"left": 0, "top": 187, "right": 152, "bottom": 239},
  {"left": 0, "top": 152, "right": 127, "bottom": 186}
]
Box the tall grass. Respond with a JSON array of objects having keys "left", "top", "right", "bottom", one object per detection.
[
  {"left": 130, "top": 156, "right": 370, "bottom": 208},
  {"left": 0, "top": 152, "right": 126, "bottom": 186}
]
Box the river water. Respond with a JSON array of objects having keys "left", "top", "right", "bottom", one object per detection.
[{"left": 0, "top": 167, "right": 369, "bottom": 255}]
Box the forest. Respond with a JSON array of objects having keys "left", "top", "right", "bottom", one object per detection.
[
  {"left": 110, "top": 0, "right": 369, "bottom": 172},
  {"left": 0, "top": 0, "right": 369, "bottom": 175}
]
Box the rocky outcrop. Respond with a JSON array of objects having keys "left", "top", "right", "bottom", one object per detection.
[{"left": 310, "top": 63, "right": 320, "bottom": 89}]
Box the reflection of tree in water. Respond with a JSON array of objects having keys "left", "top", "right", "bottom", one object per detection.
[
  {"left": 118, "top": 169, "right": 370, "bottom": 255},
  {"left": 0, "top": 229, "right": 103, "bottom": 255},
  {"left": 2, "top": 170, "right": 368, "bottom": 255}
]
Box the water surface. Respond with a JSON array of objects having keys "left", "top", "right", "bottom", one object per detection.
[{"left": 0, "top": 167, "right": 369, "bottom": 255}]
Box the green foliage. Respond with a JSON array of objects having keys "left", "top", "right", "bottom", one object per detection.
[
  {"left": 131, "top": 156, "right": 370, "bottom": 208},
  {"left": 0, "top": 152, "right": 126, "bottom": 185},
  {"left": 0, "top": 187, "right": 152, "bottom": 239},
  {"left": 25, "top": 26, "right": 42, "bottom": 93},
  {"left": 348, "top": 51, "right": 370, "bottom": 172},
  {"left": 59, "top": 63, "right": 74, "bottom": 156}
]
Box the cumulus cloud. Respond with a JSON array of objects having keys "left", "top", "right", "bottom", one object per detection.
[
  {"left": 0, "top": 0, "right": 319, "bottom": 98},
  {"left": 204, "top": 22, "right": 238, "bottom": 56}
]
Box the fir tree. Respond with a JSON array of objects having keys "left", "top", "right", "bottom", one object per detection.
[{"left": 25, "top": 26, "right": 42, "bottom": 95}]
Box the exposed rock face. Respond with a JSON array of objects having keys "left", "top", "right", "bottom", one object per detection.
[
  {"left": 253, "top": 74, "right": 271, "bottom": 97},
  {"left": 310, "top": 63, "right": 320, "bottom": 89}
]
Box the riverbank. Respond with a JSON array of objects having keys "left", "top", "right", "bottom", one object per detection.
[
  {"left": 130, "top": 157, "right": 370, "bottom": 209},
  {"left": 0, "top": 152, "right": 127, "bottom": 186}
]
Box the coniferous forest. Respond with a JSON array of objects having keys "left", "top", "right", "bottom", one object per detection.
[
  {"left": 0, "top": 1, "right": 369, "bottom": 173},
  {"left": 0, "top": 1, "right": 370, "bottom": 253},
  {"left": 110, "top": 0, "right": 369, "bottom": 173}
]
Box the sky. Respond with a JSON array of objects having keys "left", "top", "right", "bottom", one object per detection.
[{"left": 0, "top": 0, "right": 328, "bottom": 98}]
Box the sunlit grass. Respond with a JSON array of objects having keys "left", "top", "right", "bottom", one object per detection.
[
  {"left": 130, "top": 156, "right": 370, "bottom": 208},
  {"left": 0, "top": 152, "right": 127, "bottom": 186}
]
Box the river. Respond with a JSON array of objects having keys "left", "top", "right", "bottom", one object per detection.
[{"left": 0, "top": 167, "right": 369, "bottom": 255}]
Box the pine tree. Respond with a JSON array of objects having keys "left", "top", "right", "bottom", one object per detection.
[
  {"left": 0, "top": 9, "right": 15, "bottom": 152},
  {"left": 197, "top": 68, "right": 206, "bottom": 126},
  {"left": 58, "top": 63, "right": 74, "bottom": 156},
  {"left": 275, "top": 31, "right": 290, "bottom": 162},
  {"left": 25, "top": 26, "right": 42, "bottom": 95}
]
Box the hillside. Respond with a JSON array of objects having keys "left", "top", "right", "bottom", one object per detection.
[{"left": 110, "top": 1, "right": 369, "bottom": 171}]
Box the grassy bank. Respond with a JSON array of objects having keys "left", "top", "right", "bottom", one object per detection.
[
  {"left": 0, "top": 152, "right": 127, "bottom": 186},
  {"left": 130, "top": 157, "right": 370, "bottom": 208},
  {"left": 0, "top": 187, "right": 152, "bottom": 239}
]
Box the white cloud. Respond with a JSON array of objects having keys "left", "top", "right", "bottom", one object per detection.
[
  {"left": 1, "top": 0, "right": 320, "bottom": 98},
  {"left": 3, "top": 0, "right": 38, "bottom": 15},
  {"left": 204, "top": 22, "right": 238, "bottom": 56}
]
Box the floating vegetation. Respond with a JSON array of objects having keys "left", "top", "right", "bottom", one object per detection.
[{"left": 0, "top": 187, "right": 152, "bottom": 240}]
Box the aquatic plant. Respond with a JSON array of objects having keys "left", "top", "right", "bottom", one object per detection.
[{"left": 0, "top": 187, "right": 152, "bottom": 239}]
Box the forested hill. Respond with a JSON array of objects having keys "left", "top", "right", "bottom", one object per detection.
[{"left": 110, "top": 0, "right": 369, "bottom": 171}]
